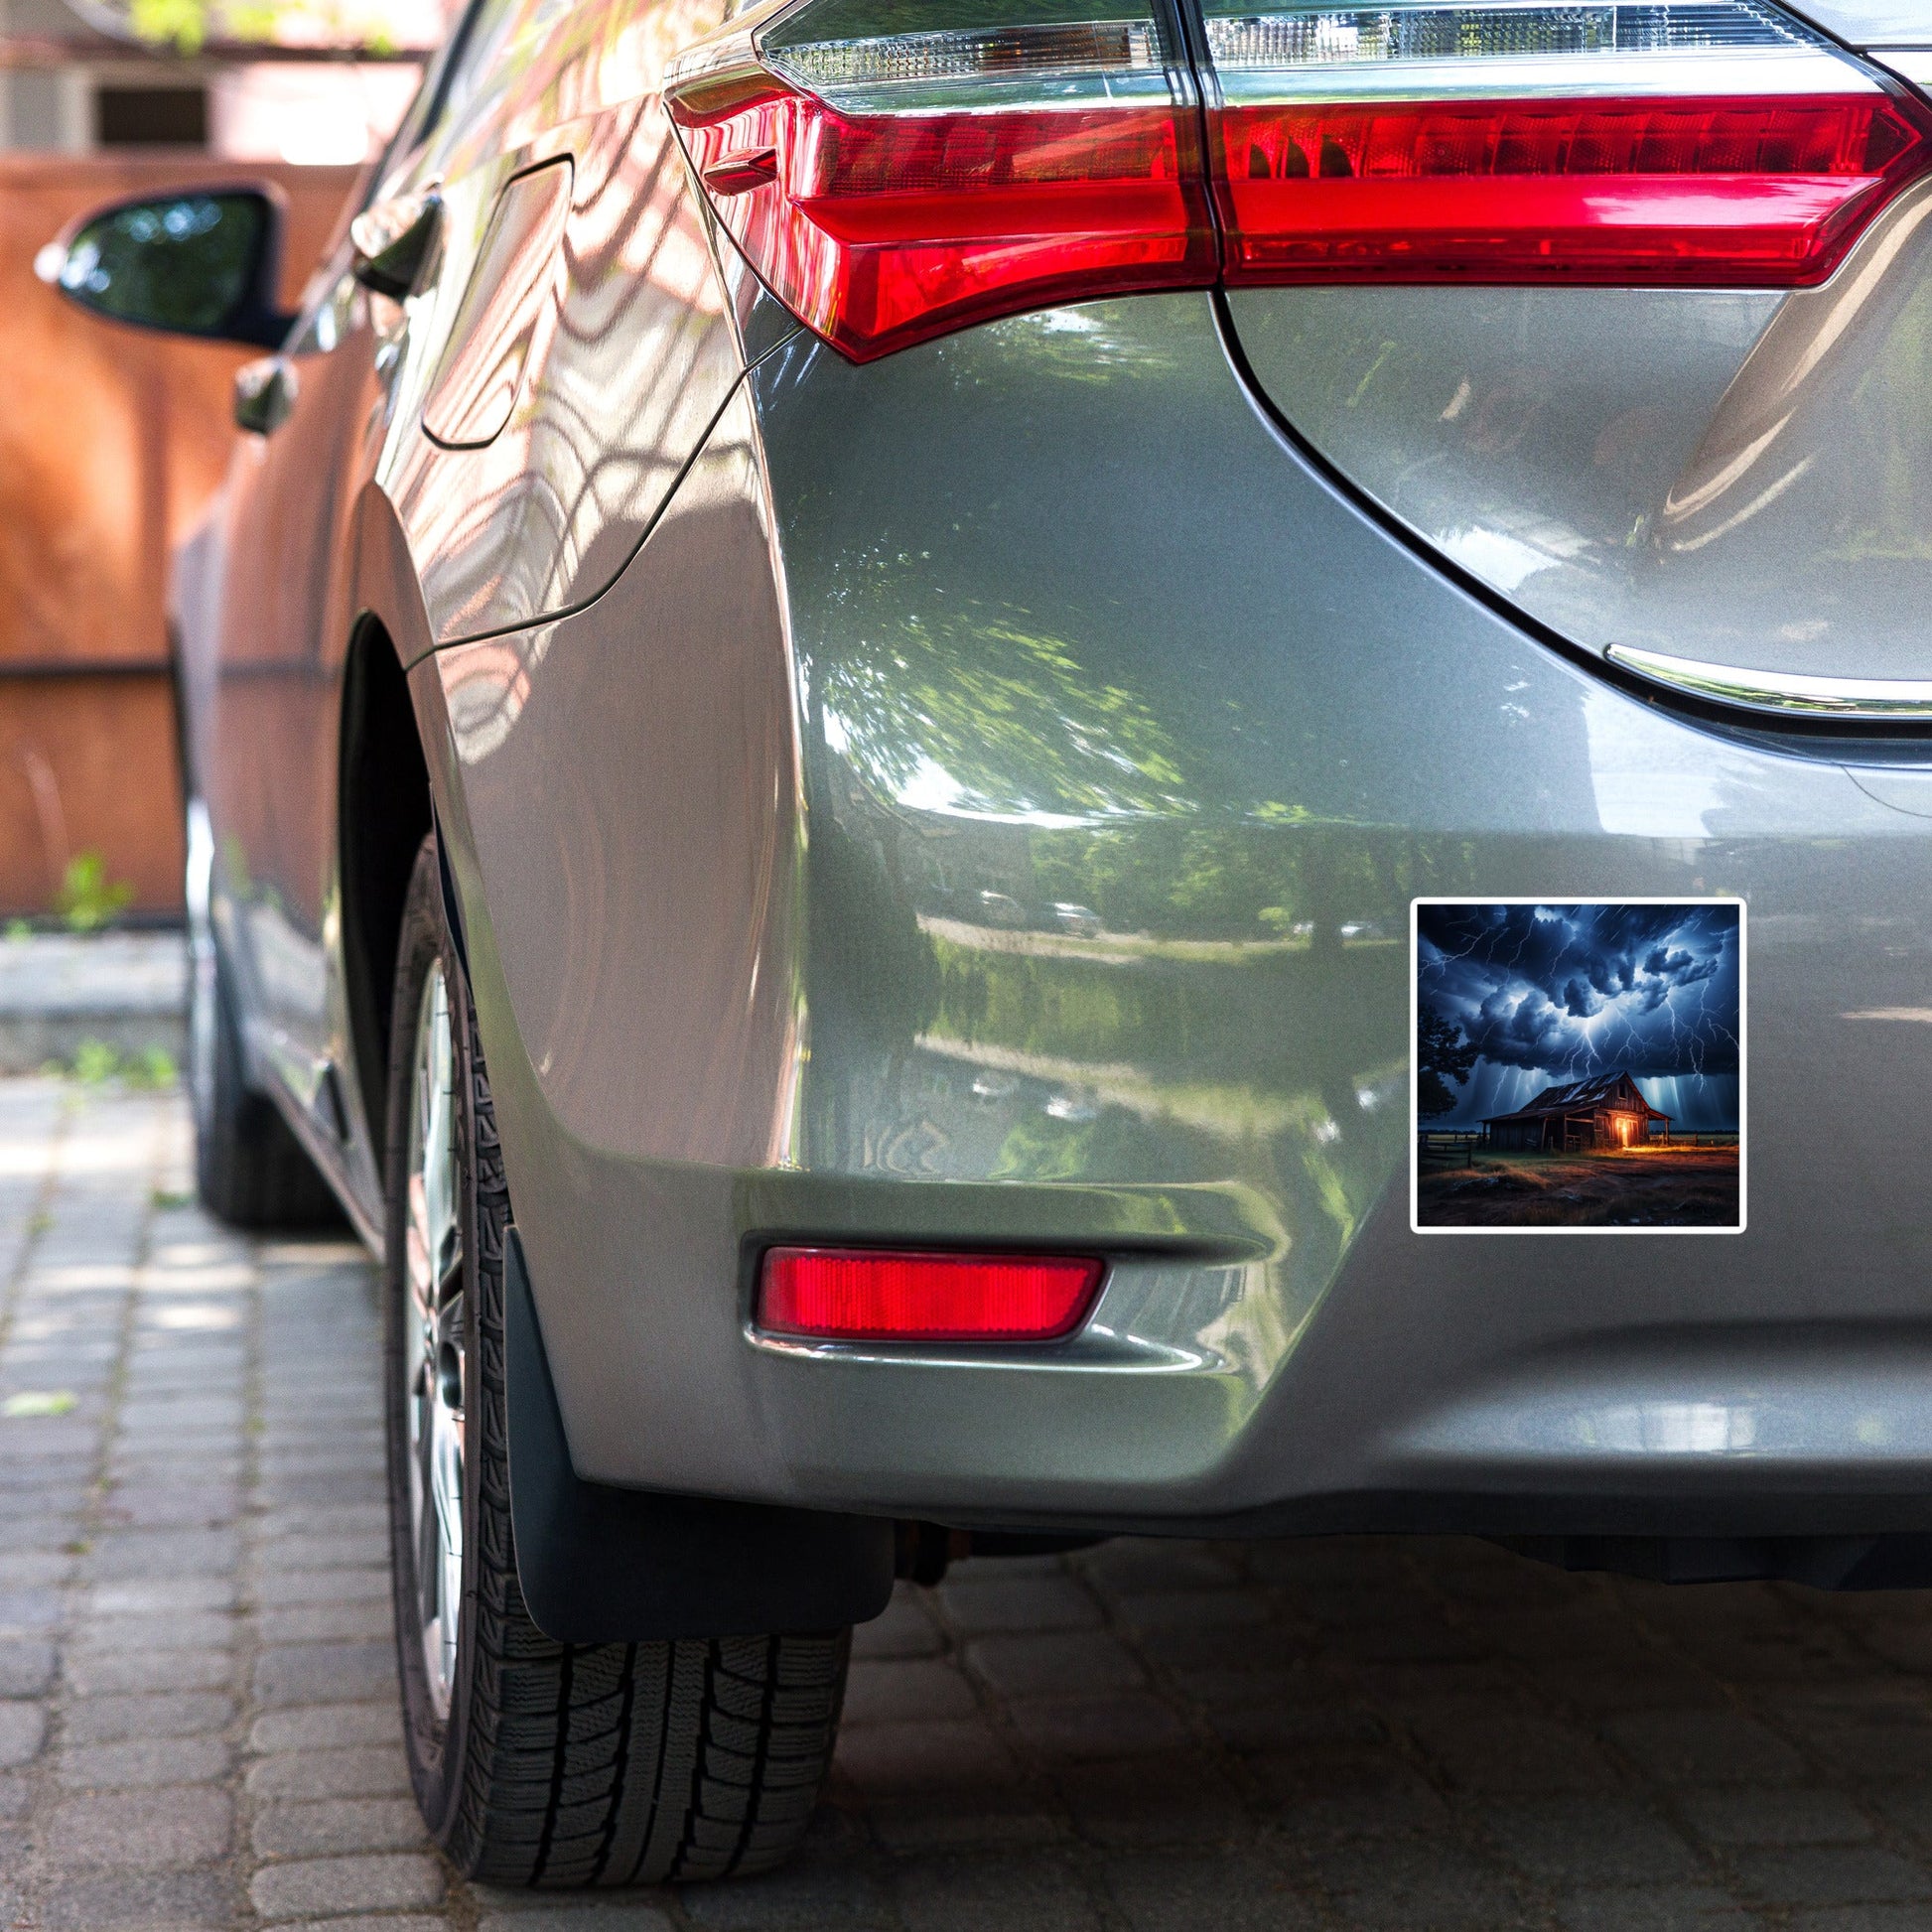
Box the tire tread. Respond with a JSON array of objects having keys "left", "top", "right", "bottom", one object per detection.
[{"left": 384, "top": 838, "right": 846, "bottom": 1890}]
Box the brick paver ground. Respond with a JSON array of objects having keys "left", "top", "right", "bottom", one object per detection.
[{"left": 10, "top": 1079, "right": 1932, "bottom": 1929}]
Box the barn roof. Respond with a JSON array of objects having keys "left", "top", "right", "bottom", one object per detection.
[{"left": 1481, "top": 1069, "right": 1672, "bottom": 1127}]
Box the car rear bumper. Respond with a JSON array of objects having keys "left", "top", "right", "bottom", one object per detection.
[{"left": 417, "top": 290, "right": 1932, "bottom": 1539}]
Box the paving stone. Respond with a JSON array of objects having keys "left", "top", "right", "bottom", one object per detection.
[
  {"left": 252, "top": 1641, "right": 396, "bottom": 1707},
  {"left": 58, "top": 1735, "right": 233, "bottom": 1788},
  {"left": 1603, "top": 1709, "right": 1809, "bottom": 1786},
  {"left": 841, "top": 1659, "right": 980, "bottom": 1727},
  {"left": 43, "top": 1785, "right": 232, "bottom": 1867},
  {"left": 1680, "top": 1785, "right": 1877, "bottom": 1846},
  {"left": 1868, "top": 1780, "right": 1932, "bottom": 1845},
  {"left": 258, "top": 1454, "right": 386, "bottom": 1484},
  {"left": 116, "top": 1398, "right": 243, "bottom": 1432},
  {"left": 256, "top": 1600, "right": 393, "bottom": 1646},
  {"left": 1308, "top": 1836, "right": 1534, "bottom": 1929},
  {"left": 1105, "top": 1588, "right": 1270, "bottom": 1631},
  {"left": 1555, "top": 1885, "right": 1753, "bottom": 1930},
  {"left": 892, "top": 1849, "right": 1105, "bottom": 1931},
  {"left": 0, "top": 1587, "right": 63, "bottom": 1629},
  {"left": 269, "top": 1919, "right": 447, "bottom": 1932},
  {"left": 64, "top": 1645, "right": 232, "bottom": 1697},
  {"left": 249, "top": 1704, "right": 400, "bottom": 1752},
  {"left": 254, "top": 1567, "right": 391, "bottom": 1607},
  {"left": 936, "top": 1574, "right": 1102, "bottom": 1634},
  {"left": 248, "top": 1851, "right": 444, "bottom": 1919},
  {"left": 1004, "top": 1692, "right": 1191, "bottom": 1761},
  {"left": 1785, "top": 1910, "right": 1932, "bottom": 1931},
  {"left": 1484, "top": 1795, "right": 1707, "bottom": 1886},
  {"left": 1101, "top": 1852, "right": 1324, "bottom": 1931},
  {"left": 99, "top": 1485, "right": 240, "bottom": 1531},
  {"left": 64, "top": 1691, "right": 233, "bottom": 1743},
  {"left": 0, "top": 1518, "right": 84, "bottom": 1558},
  {"left": 39, "top": 1865, "right": 234, "bottom": 1930},
  {"left": 71, "top": 1610, "right": 238, "bottom": 1654},
  {"left": 1132, "top": 1617, "right": 1306, "bottom": 1673},
  {"left": 1055, "top": 1757, "right": 1254, "bottom": 1850},
  {"left": 261, "top": 1533, "right": 388, "bottom": 1572},
  {"left": 967, "top": 1630, "right": 1146, "bottom": 1699},
  {"left": 1202, "top": 1692, "right": 1388, "bottom": 1755},
  {"left": 1793, "top": 1714, "right": 1932, "bottom": 1785},
  {"left": 0, "top": 1553, "right": 73, "bottom": 1588},
  {"left": 87, "top": 1528, "right": 240, "bottom": 1580},
  {"left": 680, "top": 1856, "right": 895, "bottom": 1927},
  {"left": 244, "top": 1743, "right": 413, "bottom": 1800},
  {"left": 250, "top": 1797, "right": 428, "bottom": 1857},
  {"left": 1258, "top": 1746, "right": 1450, "bottom": 1838},
  {"left": 1730, "top": 1846, "right": 1932, "bottom": 1905},
  {"left": 0, "top": 1638, "right": 53, "bottom": 1700},
  {"left": 90, "top": 1578, "right": 236, "bottom": 1616},
  {"left": 867, "top": 1797, "right": 1062, "bottom": 1855},
  {"left": 255, "top": 1504, "right": 388, "bottom": 1539},
  {"left": 1325, "top": 1618, "right": 1491, "bottom": 1668},
  {"left": 256, "top": 1425, "right": 383, "bottom": 1453},
  {"left": 475, "top": 1905, "right": 678, "bottom": 1930},
  {"left": 254, "top": 1475, "right": 388, "bottom": 1510},
  {"left": 1408, "top": 1701, "right": 1624, "bottom": 1794},
  {"left": 0, "top": 1699, "right": 47, "bottom": 1766},
  {"left": 834, "top": 1717, "right": 1019, "bottom": 1796}
]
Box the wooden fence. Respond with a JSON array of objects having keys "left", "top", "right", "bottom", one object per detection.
[
  {"left": 1418, "top": 1130, "right": 1482, "bottom": 1169},
  {"left": 0, "top": 154, "right": 358, "bottom": 917}
]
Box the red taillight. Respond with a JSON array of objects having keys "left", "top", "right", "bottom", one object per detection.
[
  {"left": 667, "top": 0, "right": 1932, "bottom": 360},
  {"left": 1215, "top": 93, "right": 1929, "bottom": 283},
  {"left": 758, "top": 1247, "right": 1104, "bottom": 1341},
  {"left": 669, "top": 80, "right": 1216, "bottom": 360}
]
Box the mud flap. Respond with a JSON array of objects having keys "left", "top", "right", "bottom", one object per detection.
[{"left": 503, "top": 1226, "right": 895, "bottom": 1641}]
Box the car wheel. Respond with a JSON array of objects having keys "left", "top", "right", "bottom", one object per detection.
[
  {"left": 186, "top": 799, "right": 340, "bottom": 1228},
  {"left": 382, "top": 833, "right": 851, "bottom": 1885}
]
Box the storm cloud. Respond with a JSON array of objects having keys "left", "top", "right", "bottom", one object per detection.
[{"left": 1418, "top": 902, "right": 1740, "bottom": 1080}]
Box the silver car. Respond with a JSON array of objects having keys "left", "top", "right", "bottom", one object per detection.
[{"left": 40, "top": 0, "right": 1932, "bottom": 1884}]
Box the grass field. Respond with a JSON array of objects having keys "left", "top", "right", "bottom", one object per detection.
[{"left": 1417, "top": 1144, "right": 1741, "bottom": 1229}]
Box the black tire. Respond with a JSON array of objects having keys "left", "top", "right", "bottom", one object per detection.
[
  {"left": 382, "top": 834, "right": 851, "bottom": 1886},
  {"left": 188, "top": 861, "right": 341, "bottom": 1228}
]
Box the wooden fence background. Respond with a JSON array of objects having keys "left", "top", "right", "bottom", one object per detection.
[{"left": 0, "top": 155, "right": 358, "bottom": 917}]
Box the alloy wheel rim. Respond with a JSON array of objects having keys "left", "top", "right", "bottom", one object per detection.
[{"left": 404, "top": 959, "right": 465, "bottom": 1722}]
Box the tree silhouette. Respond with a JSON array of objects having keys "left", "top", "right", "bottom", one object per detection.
[{"left": 1418, "top": 1003, "right": 1477, "bottom": 1120}]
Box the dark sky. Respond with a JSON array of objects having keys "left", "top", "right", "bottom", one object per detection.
[{"left": 1417, "top": 901, "right": 1741, "bottom": 1130}]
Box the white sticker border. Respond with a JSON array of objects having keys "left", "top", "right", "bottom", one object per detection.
[{"left": 1410, "top": 895, "right": 1747, "bottom": 1237}]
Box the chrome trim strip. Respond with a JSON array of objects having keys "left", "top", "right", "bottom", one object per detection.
[{"left": 1607, "top": 642, "right": 1932, "bottom": 719}]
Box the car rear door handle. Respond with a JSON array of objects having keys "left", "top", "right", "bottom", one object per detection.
[{"left": 350, "top": 190, "right": 442, "bottom": 302}]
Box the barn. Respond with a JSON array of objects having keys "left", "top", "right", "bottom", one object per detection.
[{"left": 1481, "top": 1070, "right": 1672, "bottom": 1153}]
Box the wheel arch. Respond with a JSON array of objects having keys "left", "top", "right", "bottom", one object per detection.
[{"left": 339, "top": 614, "right": 433, "bottom": 1182}]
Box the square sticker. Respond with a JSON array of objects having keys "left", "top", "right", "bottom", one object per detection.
[{"left": 1412, "top": 897, "right": 1744, "bottom": 1234}]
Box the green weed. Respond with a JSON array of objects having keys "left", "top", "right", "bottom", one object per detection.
[
  {"left": 57, "top": 851, "right": 134, "bottom": 933},
  {"left": 62, "top": 1040, "right": 179, "bottom": 1089},
  {"left": 3, "top": 1390, "right": 76, "bottom": 1419}
]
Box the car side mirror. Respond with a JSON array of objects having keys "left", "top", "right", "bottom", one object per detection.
[
  {"left": 36, "top": 186, "right": 295, "bottom": 349},
  {"left": 232, "top": 355, "right": 296, "bottom": 435}
]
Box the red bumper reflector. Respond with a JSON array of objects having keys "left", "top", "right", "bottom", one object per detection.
[
  {"left": 1215, "top": 94, "right": 1929, "bottom": 284},
  {"left": 758, "top": 1247, "right": 1104, "bottom": 1341}
]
